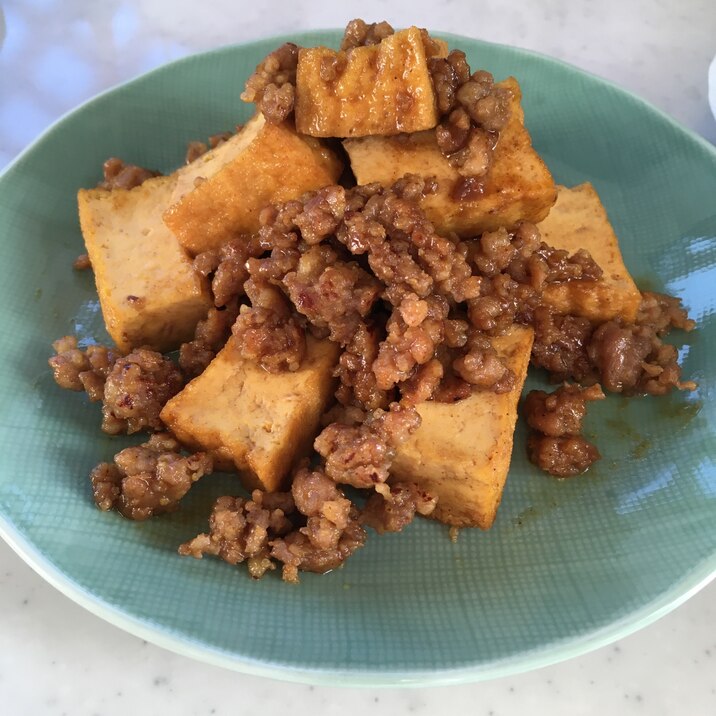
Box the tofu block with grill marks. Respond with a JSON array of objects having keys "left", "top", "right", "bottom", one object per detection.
[
  {"left": 164, "top": 113, "right": 343, "bottom": 255},
  {"left": 295, "top": 27, "right": 440, "bottom": 138},
  {"left": 77, "top": 176, "right": 212, "bottom": 353},
  {"left": 538, "top": 182, "right": 641, "bottom": 323},
  {"left": 391, "top": 326, "right": 534, "bottom": 529},
  {"left": 160, "top": 336, "right": 340, "bottom": 493},
  {"left": 344, "top": 77, "right": 557, "bottom": 237}
]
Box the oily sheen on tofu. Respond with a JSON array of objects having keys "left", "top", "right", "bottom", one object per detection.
[
  {"left": 77, "top": 176, "right": 212, "bottom": 353},
  {"left": 295, "top": 27, "right": 441, "bottom": 138},
  {"left": 344, "top": 77, "right": 556, "bottom": 237},
  {"left": 538, "top": 183, "right": 642, "bottom": 323},
  {"left": 163, "top": 113, "right": 343, "bottom": 255},
  {"left": 160, "top": 336, "right": 340, "bottom": 493},
  {"left": 391, "top": 326, "right": 534, "bottom": 529}
]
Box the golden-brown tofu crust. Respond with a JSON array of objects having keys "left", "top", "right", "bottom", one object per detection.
[
  {"left": 164, "top": 114, "right": 343, "bottom": 255},
  {"left": 78, "top": 176, "right": 212, "bottom": 353},
  {"left": 344, "top": 77, "right": 557, "bottom": 236},
  {"left": 391, "top": 326, "right": 534, "bottom": 529},
  {"left": 295, "top": 27, "right": 440, "bottom": 138},
  {"left": 538, "top": 183, "right": 641, "bottom": 323},
  {"left": 160, "top": 336, "right": 339, "bottom": 493}
]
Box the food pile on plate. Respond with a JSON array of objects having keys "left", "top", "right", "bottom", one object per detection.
[{"left": 49, "top": 20, "right": 695, "bottom": 583}]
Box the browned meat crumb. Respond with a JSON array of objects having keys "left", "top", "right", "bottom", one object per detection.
[
  {"left": 340, "top": 18, "right": 395, "bottom": 50},
  {"left": 185, "top": 131, "right": 233, "bottom": 164},
  {"left": 373, "top": 295, "right": 448, "bottom": 391},
  {"left": 429, "top": 49, "right": 511, "bottom": 182},
  {"left": 314, "top": 403, "right": 420, "bottom": 488},
  {"left": 179, "top": 491, "right": 295, "bottom": 579},
  {"left": 73, "top": 253, "right": 91, "bottom": 270},
  {"left": 231, "top": 278, "right": 306, "bottom": 373},
  {"left": 49, "top": 336, "right": 119, "bottom": 401},
  {"left": 241, "top": 42, "right": 299, "bottom": 124},
  {"left": 527, "top": 434, "right": 600, "bottom": 477},
  {"left": 524, "top": 383, "right": 605, "bottom": 437},
  {"left": 178, "top": 300, "right": 240, "bottom": 378},
  {"left": 180, "top": 468, "right": 366, "bottom": 583},
  {"left": 101, "top": 349, "right": 183, "bottom": 434},
  {"left": 636, "top": 291, "right": 696, "bottom": 334},
  {"left": 194, "top": 235, "right": 261, "bottom": 308},
  {"left": 334, "top": 321, "right": 390, "bottom": 410},
  {"left": 98, "top": 157, "right": 161, "bottom": 190},
  {"left": 361, "top": 482, "right": 437, "bottom": 534},
  {"left": 524, "top": 383, "right": 605, "bottom": 476},
  {"left": 530, "top": 307, "right": 595, "bottom": 382},
  {"left": 452, "top": 329, "right": 515, "bottom": 392},
  {"left": 283, "top": 245, "right": 382, "bottom": 345},
  {"left": 91, "top": 433, "right": 212, "bottom": 520},
  {"left": 588, "top": 321, "right": 692, "bottom": 395},
  {"left": 270, "top": 518, "right": 366, "bottom": 584},
  {"left": 400, "top": 357, "right": 444, "bottom": 403}
]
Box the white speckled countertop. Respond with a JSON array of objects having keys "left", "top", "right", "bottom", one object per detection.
[{"left": 1, "top": 0, "right": 715, "bottom": 712}]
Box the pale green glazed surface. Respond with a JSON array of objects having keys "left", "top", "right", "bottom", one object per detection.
[{"left": 0, "top": 32, "right": 714, "bottom": 686}]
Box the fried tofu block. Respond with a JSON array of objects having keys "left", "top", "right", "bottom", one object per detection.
[
  {"left": 160, "top": 336, "right": 339, "bottom": 492},
  {"left": 391, "top": 326, "right": 534, "bottom": 529},
  {"left": 344, "top": 77, "right": 557, "bottom": 236},
  {"left": 295, "top": 27, "right": 439, "bottom": 138},
  {"left": 538, "top": 183, "right": 641, "bottom": 322},
  {"left": 78, "top": 176, "right": 212, "bottom": 353},
  {"left": 164, "top": 113, "right": 343, "bottom": 255}
]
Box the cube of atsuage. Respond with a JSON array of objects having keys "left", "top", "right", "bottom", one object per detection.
[
  {"left": 344, "top": 77, "right": 557, "bottom": 237},
  {"left": 295, "top": 27, "right": 441, "bottom": 138},
  {"left": 160, "top": 336, "right": 340, "bottom": 493},
  {"left": 77, "top": 176, "right": 212, "bottom": 353},
  {"left": 538, "top": 183, "right": 642, "bottom": 323},
  {"left": 391, "top": 326, "right": 534, "bottom": 529},
  {"left": 164, "top": 113, "right": 343, "bottom": 255}
]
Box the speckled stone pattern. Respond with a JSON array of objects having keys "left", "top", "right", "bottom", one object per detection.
[{"left": 0, "top": 0, "right": 715, "bottom": 713}]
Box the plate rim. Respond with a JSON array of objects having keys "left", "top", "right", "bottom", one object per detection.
[{"left": 1, "top": 29, "right": 715, "bottom": 687}]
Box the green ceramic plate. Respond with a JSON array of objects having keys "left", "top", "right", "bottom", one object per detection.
[{"left": 0, "top": 31, "right": 714, "bottom": 686}]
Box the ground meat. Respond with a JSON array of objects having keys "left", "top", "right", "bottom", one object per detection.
[
  {"left": 452, "top": 329, "right": 515, "bottom": 392},
  {"left": 49, "top": 336, "right": 119, "bottom": 401},
  {"left": 98, "top": 158, "right": 161, "bottom": 190},
  {"left": 373, "top": 295, "right": 448, "bottom": 391},
  {"left": 340, "top": 18, "right": 394, "bottom": 50},
  {"left": 457, "top": 70, "right": 511, "bottom": 132},
  {"left": 400, "top": 358, "right": 444, "bottom": 403},
  {"left": 230, "top": 277, "right": 306, "bottom": 373},
  {"left": 524, "top": 384, "right": 605, "bottom": 437},
  {"left": 180, "top": 467, "right": 366, "bottom": 583},
  {"left": 194, "top": 235, "right": 260, "bottom": 308},
  {"left": 530, "top": 307, "right": 595, "bottom": 382},
  {"left": 293, "top": 185, "right": 347, "bottom": 244},
  {"left": 184, "top": 131, "right": 233, "bottom": 164},
  {"left": 73, "top": 253, "right": 91, "bottom": 270},
  {"left": 429, "top": 49, "right": 511, "bottom": 181},
  {"left": 231, "top": 304, "right": 306, "bottom": 374},
  {"left": 527, "top": 434, "right": 600, "bottom": 477},
  {"left": 241, "top": 42, "right": 299, "bottom": 124},
  {"left": 179, "top": 491, "right": 295, "bottom": 579},
  {"left": 270, "top": 518, "right": 366, "bottom": 583},
  {"left": 91, "top": 433, "right": 212, "bottom": 520},
  {"left": 314, "top": 402, "right": 420, "bottom": 488},
  {"left": 361, "top": 482, "right": 437, "bottom": 534},
  {"left": 334, "top": 321, "right": 390, "bottom": 410},
  {"left": 178, "top": 300, "right": 240, "bottom": 378},
  {"left": 283, "top": 245, "right": 382, "bottom": 345},
  {"left": 433, "top": 371, "right": 473, "bottom": 403},
  {"left": 636, "top": 291, "right": 696, "bottom": 334},
  {"left": 587, "top": 320, "right": 694, "bottom": 396},
  {"left": 101, "top": 349, "right": 183, "bottom": 434}
]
